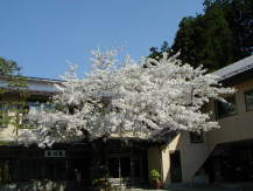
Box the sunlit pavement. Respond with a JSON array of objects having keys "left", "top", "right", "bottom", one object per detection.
[{"left": 127, "top": 183, "right": 253, "bottom": 191}]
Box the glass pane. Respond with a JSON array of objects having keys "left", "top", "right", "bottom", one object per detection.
[
  {"left": 0, "top": 104, "right": 9, "bottom": 128},
  {"left": 190, "top": 132, "right": 204, "bottom": 143},
  {"left": 108, "top": 158, "right": 119, "bottom": 178},
  {"left": 120, "top": 157, "right": 130, "bottom": 177},
  {"left": 133, "top": 159, "right": 141, "bottom": 177},
  {"left": 217, "top": 96, "right": 237, "bottom": 119},
  {"left": 245, "top": 90, "right": 253, "bottom": 111}
]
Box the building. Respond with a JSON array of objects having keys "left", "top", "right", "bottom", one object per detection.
[
  {"left": 205, "top": 54, "right": 253, "bottom": 183},
  {"left": 0, "top": 76, "right": 154, "bottom": 187},
  {"left": 152, "top": 54, "right": 253, "bottom": 186},
  {"left": 0, "top": 55, "right": 253, "bottom": 188}
]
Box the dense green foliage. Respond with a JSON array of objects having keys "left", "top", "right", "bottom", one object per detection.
[
  {"left": 0, "top": 57, "right": 20, "bottom": 76},
  {"left": 0, "top": 57, "right": 28, "bottom": 142},
  {"left": 0, "top": 57, "right": 27, "bottom": 90},
  {"left": 149, "top": 0, "right": 253, "bottom": 71}
]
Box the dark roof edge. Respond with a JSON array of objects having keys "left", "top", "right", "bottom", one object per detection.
[
  {"left": 212, "top": 55, "right": 253, "bottom": 82},
  {"left": 0, "top": 75, "right": 63, "bottom": 83}
]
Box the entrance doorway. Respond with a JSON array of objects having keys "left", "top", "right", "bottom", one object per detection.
[{"left": 170, "top": 150, "right": 182, "bottom": 183}]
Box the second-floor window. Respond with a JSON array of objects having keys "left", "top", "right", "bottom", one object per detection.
[
  {"left": 0, "top": 104, "right": 8, "bottom": 128},
  {"left": 27, "top": 101, "right": 42, "bottom": 112},
  {"left": 216, "top": 96, "right": 237, "bottom": 119},
  {"left": 22, "top": 101, "right": 54, "bottom": 128},
  {"left": 245, "top": 89, "right": 253, "bottom": 111},
  {"left": 25, "top": 101, "right": 55, "bottom": 113},
  {"left": 190, "top": 132, "right": 204, "bottom": 143}
]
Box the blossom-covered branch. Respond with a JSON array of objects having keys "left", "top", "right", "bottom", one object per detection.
[{"left": 21, "top": 50, "right": 234, "bottom": 147}]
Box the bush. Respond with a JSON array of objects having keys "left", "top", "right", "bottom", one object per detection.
[{"left": 150, "top": 169, "right": 161, "bottom": 181}]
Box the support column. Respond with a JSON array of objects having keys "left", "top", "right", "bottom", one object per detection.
[{"left": 130, "top": 146, "right": 134, "bottom": 186}]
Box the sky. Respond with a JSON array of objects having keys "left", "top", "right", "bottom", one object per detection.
[{"left": 0, "top": 0, "right": 203, "bottom": 79}]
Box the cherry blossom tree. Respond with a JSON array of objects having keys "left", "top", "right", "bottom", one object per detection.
[{"left": 21, "top": 49, "right": 234, "bottom": 147}]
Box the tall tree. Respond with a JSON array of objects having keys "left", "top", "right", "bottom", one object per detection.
[
  {"left": 204, "top": 0, "right": 253, "bottom": 57},
  {"left": 149, "top": 41, "right": 173, "bottom": 61},
  {"left": 172, "top": 5, "right": 236, "bottom": 71},
  {"left": 149, "top": 0, "right": 253, "bottom": 71}
]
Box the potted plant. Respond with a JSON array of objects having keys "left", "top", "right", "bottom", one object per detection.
[
  {"left": 92, "top": 178, "right": 111, "bottom": 191},
  {"left": 150, "top": 169, "right": 162, "bottom": 189}
]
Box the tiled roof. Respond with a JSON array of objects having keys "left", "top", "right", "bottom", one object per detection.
[
  {"left": 212, "top": 55, "right": 253, "bottom": 81},
  {"left": 0, "top": 75, "right": 62, "bottom": 93}
]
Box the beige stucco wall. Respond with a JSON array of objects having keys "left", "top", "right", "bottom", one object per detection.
[
  {"left": 0, "top": 124, "right": 16, "bottom": 142},
  {"left": 148, "top": 132, "right": 212, "bottom": 186},
  {"left": 207, "top": 78, "right": 253, "bottom": 146},
  {"left": 177, "top": 133, "right": 211, "bottom": 183},
  {"left": 174, "top": 78, "right": 253, "bottom": 184},
  {"left": 0, "top": 111, "right": 21, "bottom": 143}
]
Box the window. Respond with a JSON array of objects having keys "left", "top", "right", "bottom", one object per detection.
[
  {"left": 170, "top": 150, "right": 182, "bottom": 182},
  {"left": 25, "top": 101, "right": 55, "bottom": 113},
  {"left": 216, "top": 96, "right": 237, "bottom": 119},
  {"left": 190, "top": 132, "right": 204, "bottom": 143},
  {"left": 108, "top": 158, "right": 119, "bottom": 178},
  {"left": 0, "top": 104, "right": 8, "bottom": 128},
  {"left": 22, "top": 101, "right": 55, "bottom": 128},
  {"left": 27, "top": 101, "right": 42, "bottom": 112},
  {"left": 21, "top": 101, "right": 42, "bottom": 128},
  {"left": 44, "top": 150, "right": 66, "bottom": 158},
  {"left": 108, "top": 157, "right": 130, "bottom": 178},
  {"left": 245, "top": 89, "right": 253, "bottom": 111}
]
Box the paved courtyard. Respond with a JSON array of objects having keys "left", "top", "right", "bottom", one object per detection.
[
  {"left": 1, "top": 183, "right": 253, "bottom": 191},
  {"left": 127, "top": 183, "right": 253, "bottom": 191}
]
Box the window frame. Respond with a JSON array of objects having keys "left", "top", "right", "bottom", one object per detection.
[
  {"left": 21, "top": 101, "right": 46, "bottom": 129},
  {"left": 0, "top": 104, "right": 9, "bottom": 128},
  {"left": 189, "top": 131, "right": 204, "bottom": 144},
  {"left": 215, "top": 95, "right": 237, "bottom": 119},
  {"left": 244, "top": 89, "right": 253, "bottom": 112}
]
